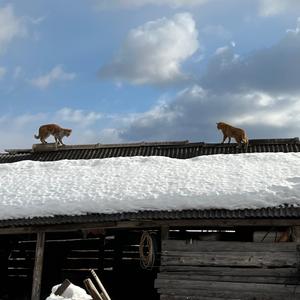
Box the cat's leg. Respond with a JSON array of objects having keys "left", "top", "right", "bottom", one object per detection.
[
  {"left": 54, "top": 136, "right": 59, "bottom": 147},
  {"left": 58, "top": 137, "right": 65, "bottom": 146},
  {"left": 221, "top": 135, "right": 227, "bottom": 143},
  {"left": 227, "top": 137, "right": 231, "bottom": 144},
  {"left": 42, "top": 133, "right": 50, "bottom": 144}
]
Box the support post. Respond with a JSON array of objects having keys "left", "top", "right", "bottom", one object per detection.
[
  {"left": 292, "top": 226, "right": 300, "bottom": 243},
  {"left": 161, "top": 226, "right": 169, "bottom": 257},
  {"left": 161, "top": 226, "right": 169, "bottom": 241},
  {"left": 31, "top": 231, "right": 45, "bottom": 300}
]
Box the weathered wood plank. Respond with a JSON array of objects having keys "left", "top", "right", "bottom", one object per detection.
[
  {"left": 156, "top": 273, "right": 300, "bottom": 284},
  {"left": 162, "top": 240, "right": 298, "bottom": 252},
  {"left": 159, "top": 289, "right": 298, "bottom": 300},
  {"left": 159, "top": 266, "right": 299, "bottom": 276},
  {"left": 161, "top": 251, "right": 297, "bottom": 267},
  {"left": 155, "top": 279, "right": 300, "bottom": 294},
  {"left": 63, "top": 258, "right": 100, "bottom": 269}
]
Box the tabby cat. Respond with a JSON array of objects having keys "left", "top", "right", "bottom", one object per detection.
[
  {"left": 217, "top": 122, "right": 248, "bottom": 146},
  {"left": 34, "top": 124, "right": 72, "bottom": 146}
]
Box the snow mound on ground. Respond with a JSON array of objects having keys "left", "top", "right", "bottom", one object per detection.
[
  {"left": 46, "top": 283, "right": 92, "bottom": 300},
  {"left": 0, "top": 153, "right": 300, "bottom": 220}
]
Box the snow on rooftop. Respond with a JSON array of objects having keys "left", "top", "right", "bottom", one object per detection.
[{"left": 0, "top": 153, "right": 300, "bottom": 220}]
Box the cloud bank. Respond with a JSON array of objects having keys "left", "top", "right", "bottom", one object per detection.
[
  {"left": 99, "top": 13, "right": 199, "bottom": 85},
  {"left": 115, "top": 18, "right": 300, "bottom": 142}
]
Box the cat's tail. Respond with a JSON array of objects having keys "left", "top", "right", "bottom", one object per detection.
[{"left": 34, "top": 134, "right": 40, "bottom": 139}]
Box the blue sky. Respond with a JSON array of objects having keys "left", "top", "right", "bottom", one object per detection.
[{"left": 0, "top": 0, "right": 300, "bottom": 151}]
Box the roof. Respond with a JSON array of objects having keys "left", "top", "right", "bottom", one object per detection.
[
  {"left": 0, "top": 206, "right": 300, "bottom": 230},
  {"left": 0, "top": 138, "right": 299, "bottom": 230},
  {"left": 1, "top": 137, "right": 299, "bottom": 164}
]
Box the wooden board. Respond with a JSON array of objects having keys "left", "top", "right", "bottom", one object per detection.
[
  {"left": 162, "top": 240, "right": 298, "bottom": 252},
  {"left": 161, "top": 251, "right": 298, "bottom": 267}
]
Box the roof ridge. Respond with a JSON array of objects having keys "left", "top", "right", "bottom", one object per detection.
[{"left": 3, "top": 137, "right": 299, "bottom": 155}]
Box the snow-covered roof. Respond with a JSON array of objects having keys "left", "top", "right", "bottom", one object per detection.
[{"left": 0, "top": 152, "right": 299, "bottom": 221}]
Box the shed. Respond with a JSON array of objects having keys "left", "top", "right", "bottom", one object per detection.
[{"left": 0, "top": 138, "right": 300, "bottom": 300}]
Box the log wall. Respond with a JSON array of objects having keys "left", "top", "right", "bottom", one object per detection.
[{"left": 156, "top": 240, "right": 300, "bottom": 300}]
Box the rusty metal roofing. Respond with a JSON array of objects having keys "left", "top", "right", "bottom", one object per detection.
[
  {"left": 0, "top": 206, "right": 299, "bottom": 229},
  {"left": 0, "top": 138, "right": 299, "bottom": 164}
]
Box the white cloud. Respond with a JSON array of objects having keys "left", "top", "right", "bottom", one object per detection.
[
  {"left": 231, "top": 94, "right": 300, "bottom": 128},
  {"left": 55, "top": 107, "right": 103, "bottom": 127},
  {"left": 93, "top": 0, "right": 209, "bottom": 10},
  {"left": 30, "top": 65, "right": 76, "bottom": 89},
  {"left": 258, "top": 0, "right": 300, "bottom": 16},
  {"left": 0, "top": 5, "right": 27, "bottom": 53},
  {"left": 99, "top": 13, "right": 199, "bottom": 85}
]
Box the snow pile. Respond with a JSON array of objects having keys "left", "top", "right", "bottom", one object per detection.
[
  {"left": 0, "top": 153, "right": 300, "bottom": 220},
  {"left": 46, "top": 283, "right": 92, "bottom": 300}
]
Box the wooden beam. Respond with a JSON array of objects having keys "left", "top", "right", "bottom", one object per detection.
[
  {"left": 84, "top": 278, "right": 104, "bottom": 300},
  {"left": 31, "top": 231, "right": 45, "bottom": 300},
  {"left": 91, "top": 269, "right": 111, "bottom": 300},
  {"left": 0, "top": 218, "right": 300, "bottom": 235}
]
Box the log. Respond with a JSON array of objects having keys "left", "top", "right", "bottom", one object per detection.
[
  {"left": 31, "top": 232, "right": 45, "bottom": 300},
  {"left": 158, "top": 288, "right": 296, "bottom": 300},
  {"left": 161, "top": 251, "right": 297, "bottom": 267},
  {"left": 162, "top": 240, "right": 298, "bottom": 252},
  {"left": 155, "top": 279, "right": 300, "bottom": 295},
  {"left": 159, "top": 266, "right": 299, "bottom": 277},
  {"left": 90, "top": 269, "right": 111, "bottom": 300},
  {"left": 54, "top": 279, "right": 71, "bottom": 296},
  {"left": 156, "top": 272, "right": 300, "bottom": 285},
  {"left": 84, "top": 278, "right": 103, "bottom": 300}
]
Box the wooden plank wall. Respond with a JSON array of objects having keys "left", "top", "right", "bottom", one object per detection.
[
  {"left": 4, "top": 229, "right": 160, "bottom": 300},
  {"left": 156, "top": 240, "right": 300, "bottom": 300}
]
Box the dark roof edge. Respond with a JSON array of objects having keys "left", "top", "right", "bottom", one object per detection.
[
  {"left": 1, "top": 206, "right": 300, "bottom": 228},
  {"left": 4, "top": 137, "right": 299, "bottom": 154}
]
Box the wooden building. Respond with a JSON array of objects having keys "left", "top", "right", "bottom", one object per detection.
[{"left": 0, "top": 138, "right": 300, "bottom": 300}]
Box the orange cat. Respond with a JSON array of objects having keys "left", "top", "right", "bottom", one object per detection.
[
  {"left": 217, "top": 122, "right": 248, "bottom": 146},
  {"left": 34, "top": 124, "right": 72, "bottom": 146}
]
